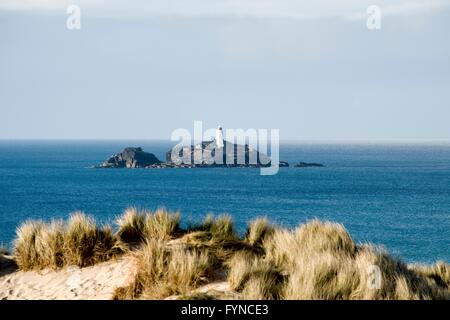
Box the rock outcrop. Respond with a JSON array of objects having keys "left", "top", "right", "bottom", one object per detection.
[
  {"left": 294, "top": 162, "right": 324, "bottom": 168},
  {"left": 165, "top": 140, "right": 288, "bottom": 168},
  {"left": 98, "top": 143, "right": 289, "bottom": 169},
  {"left": 98, "top": 147, "right": 162, "bottom": 168}
]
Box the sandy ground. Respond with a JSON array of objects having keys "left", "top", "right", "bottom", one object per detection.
[
  {"left": 0, "top": 256, "right": 138, "bottom": 300},
  {"left": 0, "top": 251, "right": 234, "bottom": 300}
]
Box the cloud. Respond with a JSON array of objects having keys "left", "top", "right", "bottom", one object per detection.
[{"left": 0, "top": 0, "right": 449, "bottom": 20}]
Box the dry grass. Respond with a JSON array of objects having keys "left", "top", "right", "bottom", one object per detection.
[
  {"left": 296, "top": 220, "right": 356, "bottom": 255},
  {"left": 245, "top": 217, "right": 276, "bottom": 248},
  {"left": 116, "top": 207, "right": 180, "bottom": 243},
  {"left": 349, "top": 245, "right": 449, "bottom": 299},
  {"left": 114, "top": 213, "right": 239, "bottom": 300},
  {"left": 227, "top": 251, "right": 284, "bottom": 300},
  {"left": 242, "top": 271, "right": 284, "bottom": 300},
  {"left": 36, "top": 220, "right": 65, "bottom": 269},
  {"left": 262, "top": 228, "right": 299, "bottom": 268},
  {"left": 195, "top": 214, "right": 236, "bottom": 239},
  {"left": 262, "top": 220, "right": 356, "bottom": 269},
  {"left": 227, "top": 251, "right": 259, "bottom": 291},
  {"left": 115, "top": 207, "right": 147, "bottom": 243},
  {"left": 229, "top": 220, "right": 450, "bottom": 300},
  {"left": 114, "top": 239, "right": 213, "bottom": 299},
  {"left": 409, "top": 261, "right": 450, "bottom": 290},
  {"left": 143, "top": 208, "right": 181, "bottom": 240},
  {"left": 14, "top": 220, "right": 46, "bottom": 270},
  {"left": 63, "top": 212, "right": 121, "bottom": 267},
  {"left": 9, "top": 211, "right": 450, "bottom": 300},
  {"left": 12, "top": 208, "right": 180, "bottom": 271},
  {"left": 13, "top": 212, "right": 124, "bottom": 270},
  {"left": 182, "top": 214, "right": 247, "bottom": 263}
]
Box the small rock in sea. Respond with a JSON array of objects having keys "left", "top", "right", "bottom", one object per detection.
[{"left": 294, "top": 162, "right": 324, "bottom": 168}]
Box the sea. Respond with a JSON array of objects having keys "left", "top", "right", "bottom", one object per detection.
[{"left": 0, "top": 140, "right": 449, "bottom": 264}]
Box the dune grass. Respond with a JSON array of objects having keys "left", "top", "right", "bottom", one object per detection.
[
  {"left": 63, "top": 212, "right": 121, "bottom": 267},
  {"left": 200, "top": 214, "right": 235, "bottom": 238},
  {"left": 9, "top": 209, "right": 450, "bottom": 300},
  {"left": 181, "top": 214, "right": 247, "bottom": 263},
  {"left": 14, "top": 220, "right": 47, "bottom": 270},
  {"left": 13, "top": 212, "right": 124, "bottom": 270},
  {"left": 185, "top": 213, "right": 237, "bottom": 242},
  {"left": 115, "top": 207, "right": 147, "bottom": 243},
  {"left": 244, "top": 217, "right": 275, "bottom": 248},
  {"left": 227, "top": 251, "right": 284, "bottom": 300},
  {"left": 228, "top": 220, "right": 450, "bottom": 300},
  {"left": 114, "top": 239, "right": 213, "bottom": 299},
  {"left": 13, "top": 208, "right": 180, "bottom": 271},
  {"left": 143, "top": 208, "right": 181, "bottom": 240},
  {"left": 36, "top": 219, "right": 65, "bottom": 269},
  {"left": 409, "top": 262, "right": 450, "bottom": 290},
  {"left": 116, "top": 207, "right": 181, "bottom": 243}
]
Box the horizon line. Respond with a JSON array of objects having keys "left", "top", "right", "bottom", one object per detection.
[{"left": 1, "top": 138, "right": 450, "bottom": 145}]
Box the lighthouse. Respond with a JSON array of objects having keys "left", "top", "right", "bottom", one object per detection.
[{"left": 215, "top": 125, "right": 224, "bottom": 148}]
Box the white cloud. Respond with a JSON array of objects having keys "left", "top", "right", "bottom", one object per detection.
[{"left": 0, "top": 0, "right": 449, "bottom": 19}]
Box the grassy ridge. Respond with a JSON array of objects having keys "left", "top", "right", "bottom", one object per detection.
[
  {"left": 230, "top": 220, "right": 449, "bottom": 299},
  {"left": 10, "top": 209, "right": 450, "bottom": 300},
  {"left": 14, "top": 212, "right": 124, "bottom": 270}
]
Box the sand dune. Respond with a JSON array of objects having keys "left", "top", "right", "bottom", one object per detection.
[
  {"left": 2, "top": 213, "right": 449, "bottom": 300},
  {"left": 0, "top": 255, "right": 235, "bottom": 300},
  {"left": 0, "top": 256, "right": 137, "bottom": 300}
]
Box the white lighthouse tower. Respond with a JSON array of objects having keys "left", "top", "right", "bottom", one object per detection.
[{"left": 215, "top": 125, "right": 224, "bottom": 148}]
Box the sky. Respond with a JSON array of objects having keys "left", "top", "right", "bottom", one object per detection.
[{"left": 1, "top": 0, "right": 450, "bottom": 141}]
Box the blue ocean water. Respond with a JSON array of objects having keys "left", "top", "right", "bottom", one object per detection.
[{"left": 0, "top": 141, "right": 449, "bottom": 263}]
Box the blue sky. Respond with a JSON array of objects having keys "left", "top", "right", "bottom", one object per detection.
[{"left": 1, "top": 0, "right": 450, "bottom": 140}]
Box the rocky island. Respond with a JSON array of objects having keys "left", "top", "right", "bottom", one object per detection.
[
  {"left": 294, "top": 162, "right": 325, "bottom": 168},
  {"left": 164, "top": 138, "right": 289, "bottom": 168},
  {"left": 98, "top": 144, "right": 289, "bottom": 169},
  {"left": 97, "top": 127, "right": 324, "bottom": 169},
  {"left": 97, "top": 147, "right": 325, "bottom": 170},
  {"left": 98, "top": 126, "right": 290, "bottom": 169}
]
